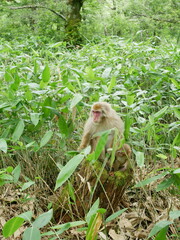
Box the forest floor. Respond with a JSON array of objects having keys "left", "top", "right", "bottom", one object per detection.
[{"left": 0, "top": 158, "right": 179, "bottom": 240}]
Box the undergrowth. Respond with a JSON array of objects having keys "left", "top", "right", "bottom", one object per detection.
[{"left": 0, "top": 36, "right": 179, "bottom": 239}]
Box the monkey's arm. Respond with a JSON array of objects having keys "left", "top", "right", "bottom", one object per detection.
[{"left": 78, "top": 132, "right": 91, "bottom": 150}]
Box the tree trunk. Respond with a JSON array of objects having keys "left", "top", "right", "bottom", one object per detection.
[
  {"left": 65, "top": 0, "right": 84, "bottom": 45},
  {"left": 53, "top": 158, "right": 133, "bottom": 223}
]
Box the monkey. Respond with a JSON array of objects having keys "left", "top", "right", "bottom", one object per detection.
[
  {"left": 113, "top": 144, "right": 132, "bottom": 171},
  {"left": 78, "top": 102, "right": 124, "bottom": 157}
]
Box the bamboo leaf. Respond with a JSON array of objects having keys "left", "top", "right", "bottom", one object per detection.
[{"left": 12, "top": 120, "right": 25, "bottom": 141}]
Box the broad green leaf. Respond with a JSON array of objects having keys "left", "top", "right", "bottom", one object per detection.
[
  {"left": 12, "top": 164, "right": 21, "bottom": 183},
  {"left": 154, "top": 226, "right": 168, "bottom": 240},
  {"left": 40, "top": 130, "right": 53, "bottom": 148},
  {"left": 86, "top": 198, "right": 100, "bottom": 224},
  {"left": 134, "top": 151, "right": 145, "bottom": 168},
  {"left": 173, "top": 168, "right": 180, "bottom": 174},
  {"left": 58, "top": 115, "right": 69, "bottom": 136},
  {"left": 55, "top": 153, "right": 84, "bottom": 190},
  {"left": 173, "top": 109, "right": 180, "bottom": 120},
  {"left": 3, "top": 217, "right": 24, "bottom": 237},
  {"left": 94, "top": 130, "right": 110, "bottom": 161},
  {"left": 148, "top": 220, "right": 173, "bottom": 238},
  {"left": 23, "top": 227, "right": 41, "bottom": 240},
  {"left": 70, "top": 93, "right": 83, "bottom": 110},
  {"left": 108, "top": 76, "right": 116, "bottom": 93},
  {"left": 4, "top": 72, "right": 13, "bottom": 82},
  {"left": 153, "top": 106, "right": 168, "bottom": 119},
  {"left": 19, "top": 211, "right": 33, "bottom": 221},
  {"left": 6, "top": 166, "right": 13, "bottom": 173},
  {"left": 12, "top": 120, "right": 25, "bottom": 141},
  {"left": 169, "top": 210, "right": 180, "bottom": 220},
  {"left": 30, "top": 113, "right": 40, "bottom": 126},
  {"left": 156, "top": 176, "right": 174, "bottom": 192},
  {"left": 102, "top": 67, "right": 112, "bottom": 78},
  {"left": 32, "top": 209, "right": 53, "bottom": 229},
  {"left": 156, "top": 154, "right": 167, "bottom": 159},
  {"left": 21, "top": 180, "right": 35, "bottom": 191},
  {"left": 105, "top": 208, "right": 127, "bottom": 223},
  {"left": 85, "top": 66, "right": 95, "bottom": 81},
  {"left": 171, "top": 78, "right": 180, "bottom": 89},
  {"left": 42, "top": 65, "right": 50, "bottom": 83},
  {"left": 0, "top": 138, "right": 7, "bottom": 153},
  {"left": 134, "top": 172, "right": 168, "bottom": 188},
  {"left": 126, "top": 94, "right": 135, "bottom": 106}
]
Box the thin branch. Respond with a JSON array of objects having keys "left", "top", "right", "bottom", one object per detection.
[
  {"left": 9, "top": 5, "right": 67, "bottom": 21},
  {"left": 132, "top": 13, "right": 180, "bottom": 24}
]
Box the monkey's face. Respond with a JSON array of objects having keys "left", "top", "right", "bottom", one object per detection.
[{"left": 92, "top": 110, "right": 103, "bottom": 123}]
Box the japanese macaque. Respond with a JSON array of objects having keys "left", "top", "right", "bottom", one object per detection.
[
  {"left": 113, "top": 144, "right": 132, "bottom": 171},
  {"left": 78, "top": 102, "right": 124, "bottom": 155}
]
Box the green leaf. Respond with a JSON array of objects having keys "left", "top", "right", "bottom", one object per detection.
[
  {"left": 50, "top": 221, "right": 86, "bottom": 235},
  {"left": 156, "top": 154, "right": 167, "bottom": 159},
  {"left": 124, "top": 115, "right": 131, "bottom": 140},
  {"left": 108, "top": 76, "right": 116, "bottom": 93},
  {"left": 21, "top": 180, "right": 35, "bottom": 191},
  {"left": 12, "top": 119, "right": 25, "bottom": 141},
  {"left": 67, "top": 181, "right": 76, "bottom": 202},
  {"left": 171, "top": 78, "right": 180, "bottom": 89},
  {"left": 153, "top": 106, "right": 168, "bottom": 119},
  {"left": 58, "top": 115, "right": 69, "bottom": 136},
  {"left": 134, "top": 151, "right": 145, "bottom": 168},
  {"left": 126, "top": 94, "right": 135, "bottom": 106},
  {"left": 23, "top": 227, "right": 41, "bottom": 240},
  {"left": 30, "top": 113, "right": 40, "bottom": 126},
  {"left": 102, "top": 67, "right": 112, "bottom": 78},
  {"left": 134, "top": 172, "right": 167, "bottom": 188},
  {"left": 40, "top": 130, "right": 53, "bottom": 148},
  {"left": 85, "top": 66, "right": 95, "bottom": 81},
  {"left": 169, "top": 210, "right": 180, "bottom": 220},
  {"left": 55, "top": 153, "right": 85, "bottom": 190},
  {"left": 86, "top": 199, "right": 100, "bottom": 224},
  {"left": 52, "top": 220, "right": 86, "bottom": 230},
  {"left": 3, "top": 217, "right": 24, "bottom": 237},
  {"left": 173, "top": 168, "right": 180, "bottom": 174},
  {"left": 0, "top": 138, "right": 8, "bottom": 153},
  {"left": 156, "top": 176, "right": 174, "bottom": 192},
  {"left": 173, "top": 109, "right": 180, "bottom": 120},
  {"left": 94, "top": 130, "right": 110, "bottom": 161},
  {"left": 148, "top": 220, "right": 173, "bottom": 238},
  {"left": 32, "top": 209, "right": 53, "bottom": 229},
  {"left": 70, "top": 93, "right": 83, "bottom": 110},
  {"left": 86, "top": 212, "right": 102, "bottom": 240},
  {"left": 105, "top": 208, "right": 127, "bottom": 223},
  {"left": 12, "top": 164, "right": 21, "bottom": 183},
  {"left": 42, "top": 65, "right": 50, "bottom": 83},
  {"left": 18, "top": 211, "right": 33, "bottom": 221},
  {"left": 154, "top": 226, "right": 168, "bottom": 240}
]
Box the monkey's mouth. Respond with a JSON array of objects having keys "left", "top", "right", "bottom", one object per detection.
[{"left": 93, "top": 111, "right": 101, "bottom": 122}]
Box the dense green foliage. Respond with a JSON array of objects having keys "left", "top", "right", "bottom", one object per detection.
[
  {"left": 0, "top": 0, "right": 179, "bottom": 43},
  {"left": 0, "top": 1, "right": 180, "bottom": 238},
  {"left": 0, "top": 37, "right": 179, "bottom": 161}
]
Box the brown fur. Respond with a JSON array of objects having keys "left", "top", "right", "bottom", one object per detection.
[{"left": 78, "top": 102, "right": 124, "bottom": 156}]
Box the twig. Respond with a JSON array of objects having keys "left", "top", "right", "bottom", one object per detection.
[
  {"left": 9, "top": 5, "right": 67, "bottom": 21},
  {"left": 132, "top": 13, "right": 180, "bottom": 24}
]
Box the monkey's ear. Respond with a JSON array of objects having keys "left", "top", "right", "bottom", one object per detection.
[{"left": 102, "top": 105, "right": 110, "bottom": 116}]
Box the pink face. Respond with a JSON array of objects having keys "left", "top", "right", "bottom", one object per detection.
[{"left": 92, "top": 110, "right": 102, "bottom": 122}]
